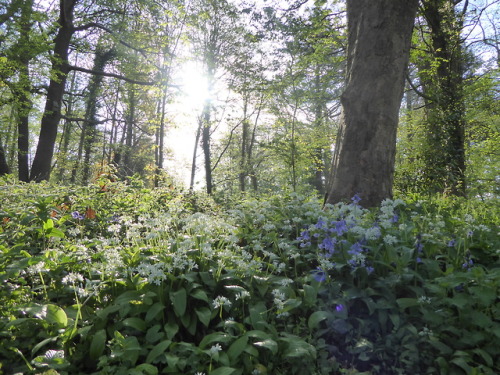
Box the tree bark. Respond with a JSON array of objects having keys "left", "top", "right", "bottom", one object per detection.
[
  {"left": 325, "top": 0, "right": 418, "bottom": 207},
  {"left": 29, "top": 0, "right": 76, "bottom": 182},
  {"left": 0, "top": 140, "right": 10, "bottom": 176},
  {"left": 419, "top": 0, "right": 467, "bottom": 196}
]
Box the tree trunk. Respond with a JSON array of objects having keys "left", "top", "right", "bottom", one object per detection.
[
  {"left": 420, "top": 0, "right": 467, "bottom": 196},
  {"left": 201, "top": 101, "right": 213, "bottom": 194},
  {"left": 15, "top": 0, "right": 34, "bottom": 182},
  {"left": 189, "top": 116, "right": 203, "bottom": 191},
  {"left": 81, "top": 48, "right": 114, "bottom": 184},
  {"left": 0, "top": 140, "right": 10, "bottom": 176},
  {"left": 29, "top": 0, "right": 76, "bottom": 182},
  {"left": 325, "top": 0, "right": 418, "bottom": 207}
]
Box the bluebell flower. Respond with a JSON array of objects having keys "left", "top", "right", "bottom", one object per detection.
[
  {"left": 366, "top": 266, "right": 374, "bottom": 274},
  {"left": 448, "top": 239, "right": 456, "bottom": 247},
  {"left": 391, "top": 214, "right": 399, "bottom": 223},
  {"left": 335, "top": 304, "right": 345, "bottom": 312},
  {"left": 312, "top": 268, "right": 326, "bottom": 282},
  {"left": 72, "top": 211, "right": 85, "bottom": 220},
  {"left": 300, "top": 241, "right": 311, "bottom": 248},
  {"left": 298, "top": 230, "right": 310, "bottom": 241},
  {"left": 330, "top": 220, "right": 348, "bottom": 236},
  {"left": 351, "top": 194, "right": 361, "bottom": 204},
  {"left": 416, "top": 257, "right": 423, "bottom": 264},
  {"left": 319, "top": 236, "right": 336, "bottom": 254},
  {"left": 315, "top": 218, "right": 326, "bottom": 229},
  {"left": 348, "top": 241, "right": 363, "bottom": 256}
]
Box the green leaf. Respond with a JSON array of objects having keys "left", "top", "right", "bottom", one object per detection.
[
  {"left": 227, "top": 335, "right": 249, "bottom": 362},
  {"left": 253, "top": 339, "right": 278, "bottom": 355},
  {"left": 43, "top": 219, "right": 54, "bottom": 230},
  {"left": 134, "top": 364, "right": 158, "bottom": 375},
  {"left": 195, "top": 306, "right": 212, "bottom": 327},
  {"left": 45, "top": 304, "right": 68, "bottom": 327},
  {"left": 122, "top": 317, "right": 146, "bottom": 332},
  {"left": 145, "top": 302, "right": 165, "bottom": 323},
  {"left": 89, "top": 329, "right": 106, "bottom": 361},
  {"left": 473, "top": 348, "right": 493, "bottom": 367},
  {"left": 396, "top": 298, "right": 418, "bottom": 309},
  {"left": 191, "top": 288, "right": 209, "bottom": 303},
  {"left": 164, "top": 320, "right": 179, "bottom": 340},
  {"left": 308, "top": 311, "right": 331, "bottom": 330},
  {"left": 199, "top": 332, "right": 231, "bottom": 349},
  {"left": 303, "top": 284, "right": 317, "bottom": 306},
  {"left": 146, "top": 340, "right": 172, "bottom": 364},
  {"left": 170, "top": 288, "right": 187, "bottom": 317},
  {"left": 451, "top": 356, "right": 472, "bottom": 373},
  {"left": 209, "top": 366, "right": 237, "bottom": 375}
]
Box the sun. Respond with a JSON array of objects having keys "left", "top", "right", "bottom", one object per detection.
[{"left": 176, "top": 61, "right": 211, "bottom": 111}]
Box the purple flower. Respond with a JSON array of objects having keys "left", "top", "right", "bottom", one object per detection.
[
  {"left": 348, "top": 241, "right": 363, "bottom": 256},
  {"left": 351, "top": 194, "right": 361, "bottom": 205},
  {"left": 448, "top": 239, "right": 456, "bottom": 247},
  {"left": 366, "top": 266, "right": 374, "bottom": 274},
  {"left": 319, "top": 236, "right": 336, "bottom": 254},
  {"left": 72, "top": 211, "right": 85, "bottom": 220},
  {"left": 335, "top": 304, "right": 345, "bottom": 312},
  {"left": 315, "top": 218, "right": 326, "bottom": 229},
  {"left": 416, "top": 257, "right": 423, "bottom": 264},
  {"left": 312, "top": 268, "right": 327, "bottom": 282},
  {"left": 298, "top": 230, "right": 310, "bottom": 241},
  {"left": 330, "top": 220, "right": 348, "bottom": 236},
  {"left": 391, "top": 214, "right": 399, "bottom": 223}
]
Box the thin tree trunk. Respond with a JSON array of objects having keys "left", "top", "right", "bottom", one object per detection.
[
  {"left": 201, "top": 101, "right": 213, "bottom": 194},
  {"left": 325, "top": 0, "right": 418, "bottom": 207},
  {"left": 30, "top": 0, "right": 76, "bottom": 182},
  {"left": 0, "top": 139, "right": 10, "bottom": 176},
  {"left": 16, "top": 0, "right": 34, "bottom": 182},
  {"left": 190, "top": 116, "right": 203, "bottom": 192},
  {"left": 81, "top": 48, "right": 114, "bottom": 184}
]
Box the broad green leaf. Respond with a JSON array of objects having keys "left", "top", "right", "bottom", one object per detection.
[
  {"left": 253, "top": 339, "right": 278, "bottom": 355},
  {"left": 146, "top": 340, "right": 172, "bottom": 364},
  {"left": 134, "top": 363, "right": 158, "bottom": 375},
  {"left": 195, "top": 306, "right": 212, "bottom": 327},
  {"left": 145, "top": 302, "right": 165, "bottom": 323},
  {"left": 164, "top": 320, "right": 179, "bottom": 340},
  {"left": 396, "top": 298, "right": 418, "bottom": 309},
  {"left": 45, "top": 304, "right": 68, "bottom": 327},
  {"left": 170, "top": 288, "right": 187, "bottom": 317},
  {"left": 89, "top": 329, "right": 106, "bottom": 361},
  {"left": 199, "top": 332, "right": 231, "bottom": 349},
  {"left": 308, "top": 311, "right": 331, "bottom": 330},
  {"left": 303, "top": 284, "right": 317, "bottom": 306},
  {"left": 122, "top": 317, "right": 146, "bottom": 332},
  {"left": 227, "top": 335, "right": 249, "bottom": 361},
  {"left": 209, "top": 366, "right": 237, "bottom": 375},
  {"left": 43, "top": 219, "right": 54, "bottom": 230},
  {"left": 191, "top": 289, "right": 209, "bottom": 303}
]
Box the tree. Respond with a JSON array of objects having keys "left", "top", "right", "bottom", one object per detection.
[
  {"left": 413, "top": 0, "right": 469, "bottom": 196},
  {"left": 325, "top": 0, "right": 419, "bottom": 208},
  {"left": 29, "top": 0, "right": 77, "bottom": 182}
]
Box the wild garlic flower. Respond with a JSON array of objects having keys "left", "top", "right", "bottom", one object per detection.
[
  {"left": 210, "top": 343, "right": 222, "bottom": 355},
  {"left": 212, "top": 296, "right": 232, "bottom": 309}
]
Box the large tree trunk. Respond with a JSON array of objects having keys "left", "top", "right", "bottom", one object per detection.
[
  {"left": 325, "top": 0, "right": 418, "bottom": 207},
  {"left": 29, "top": 0, "right": 76, "bottom": 182}
]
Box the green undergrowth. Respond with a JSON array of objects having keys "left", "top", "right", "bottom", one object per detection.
[{"left": 0, "top": 177, "right": 499, "bottom": 375}]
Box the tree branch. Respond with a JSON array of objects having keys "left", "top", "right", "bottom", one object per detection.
[
  {"left": 405, "top": 74, "right": 434, "bottom": 102},
  {"left": 69, "top": 65, "right": 158, "bottom": 86}
]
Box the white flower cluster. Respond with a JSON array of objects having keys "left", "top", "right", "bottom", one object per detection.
[
  {"left": 212, "top": 295, "right": 232, "bottom": 309},
  {"left": 136, "top": 261, "right": 167, "bottom": 285}
]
